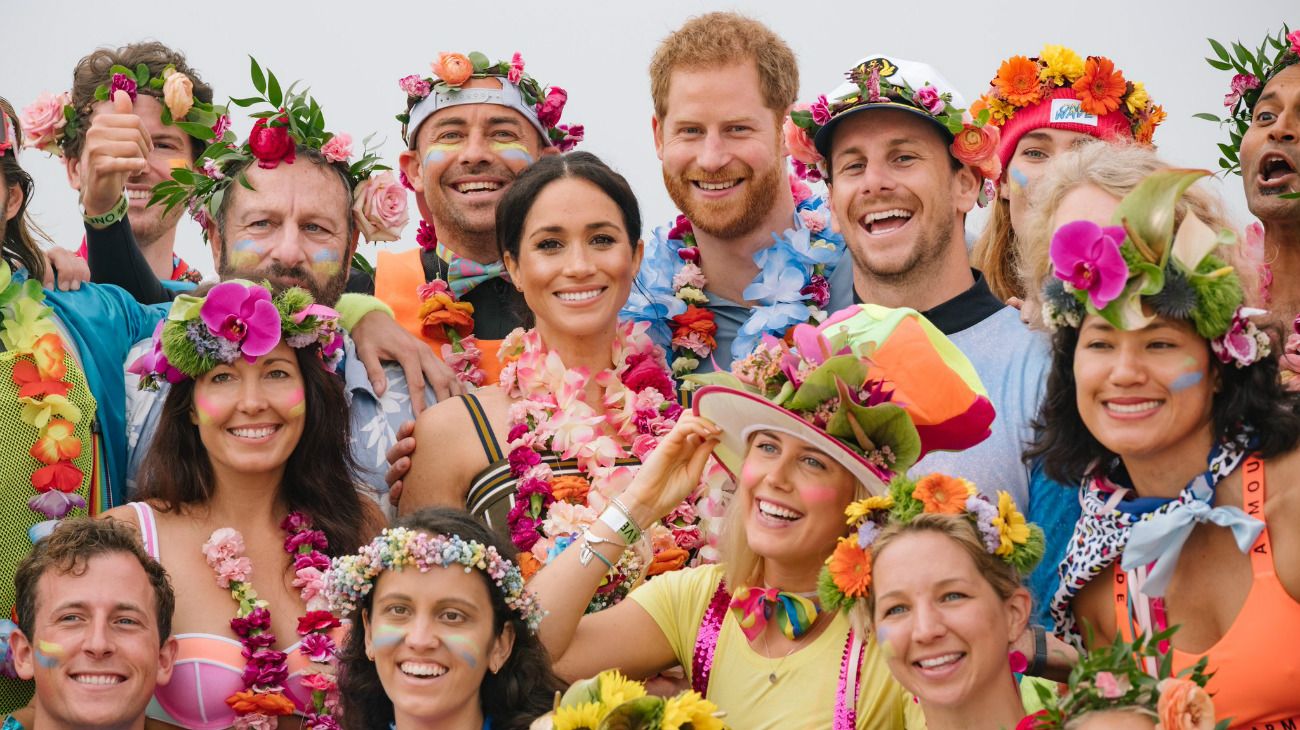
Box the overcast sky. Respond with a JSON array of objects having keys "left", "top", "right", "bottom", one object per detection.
[{"left": 4, "top": 0, "right": 1289, "bottom": 276}]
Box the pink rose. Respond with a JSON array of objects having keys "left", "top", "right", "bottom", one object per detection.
[
  {"left": 509, "top": 52, "right": 525, "bottom": 85},
  {"left": 321, "top": 133, "right": 352, "bottom": 163},
  {"left": 1156, "top": 678, "right": 1215, "bottom": 730},
  {"left": 622, "top": 354, "right": 675, "bottom": 400},
  {"left": 301, "top": 673, "right": 337, "bottom": 692},
  {"left": 1290, "top": 29, "right": 1300, "bottom": 56},
  {"left": 398, "top": 74, "right": 432, "bottom": 99},
  {"left": 783, "top": 110, "right": 822, "bottom": 166},
  {"left": 1093, "top": 670, "right": 1129, "bottom": 699},
  {"left": 913, "top": 85, "right": 946, "bottom": 115},
  {"left": 162, "top": 69, "right": 194, "bottom": 120},
  {"left": 535, "top": 87, "right": 567, "bottom": 128},
  {"left": 810, "top": 95, "right": 831, "bottom": 126},
  {"left": 20, "top": 91, "right": 70, "bottom": 155},
  {"left": 351, "top": 171, "right": 409, "bottom": 243},
  {"left": 431, "top": 53, "right": 474, "bottom": 86}
]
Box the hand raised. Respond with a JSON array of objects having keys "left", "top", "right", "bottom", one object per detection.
[
  {"left": 79, "top": 90, "right": 152, "bottom": 217},
  {"left": 622, "top": 413, "right": 721, "bottom": 528}
]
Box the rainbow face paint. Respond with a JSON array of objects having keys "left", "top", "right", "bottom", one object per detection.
[
  {"left": 193, "top": 395, "right": 219, "bottom": 425},
  {"left": 229, "top": 239, "right": 266, "bottom": 270},
  {"left": 286, "top": 388, "right": 306, "bottom": 418},
  {"left": 310, "top": 249, "right": 341, "bottom": 279},
  {"left": 444, "top": 634, "right": 479, "bottom": 668},
  {"left": 490, "top": 141, "right": 534, "bottom": 165},
  {"left": 372, "top": 625, "right": 406, "bottom": 648},
  {"left": 422, "top": 143, "right": 461, "bottom": 166},
  {"left": 35, "top": 640, "right": 64, "bottom": 668}
]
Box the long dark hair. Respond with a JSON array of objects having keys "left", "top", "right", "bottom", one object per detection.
[
  {"left": 135, "top": 346, "right": 368, "bottom": 556},
  {"left": 337, "top": 508, "right": 563, "bottom": 730},
  {"left": 1, "top": 96, "right": 49, "bottom": 282},
  {"left": 1026, "top": 324, "right": 1300, "bottom": 485}
]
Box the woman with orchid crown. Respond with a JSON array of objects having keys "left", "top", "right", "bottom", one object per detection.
[
  {"left": 399, "top": 152, "right": 718, "bottom": 610},
  {"left": 1029, "top": 169, "right": 1300, "bottom": 728},
  {"left": 329, "top": 508, "right": 563, "bottom": 730},
  {"left": 102, "top": 280, "right": 385, "bottom": 729},
  {"left": 526, "top": 303, "right": 998, "bottom": 728}
]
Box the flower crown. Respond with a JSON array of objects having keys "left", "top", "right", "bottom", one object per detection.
[
  {"left": 1041, "top": 169, "right": 1271, "bottom": 368},
  {"left": 150, "top": 57, "right": 401, "bottom": 243},
  {"left": 1199, "top": 26, "right": 1300, "bottom": 177},
  {"left": 817, "top": 473, "right": 1045, "bottom": 614},
  {"left": 129, "top": 280, "right": 344, "bottom": 389},
  {"left": 21, "top": 63, "right": 223, "bottom": 159},
  {"left": 974, "top": 45, "right": 1165, "bottom": 144},
  {"left": 1021, "top": 629, "right": 1226, "bottom": 730},
  {"left": 324, "top": 527, "right": 544, "bottom": 632},
  {"left": 785, "top": 56, "right": 1002, "bottom": 193},
  {"left": 396, "top": 51, "right": 583, "bottom": 151}
]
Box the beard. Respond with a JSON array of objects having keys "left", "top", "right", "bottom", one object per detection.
[
  {"left": 131, "top": 202, "right": 185, "bottom": 248},
  {"left": 663, "top": 157, "right": 786, "bottom": 240},
  {"left": 217, "top": 254, "right": 349, "bottom": 306}
]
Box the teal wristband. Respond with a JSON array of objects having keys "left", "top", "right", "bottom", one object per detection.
[{"left": 83, "top": 194, "right": 128, "bottom": 230}]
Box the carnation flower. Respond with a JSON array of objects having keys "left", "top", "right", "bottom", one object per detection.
[
  {"left": 1038, "top": 44, "right": 1085, "bottom": 85},
  {"left": 508, "top": 52, "right": 526, "bottom": 85},
  {"left": 1223, "top": 73, "right": 1260, "bottom": 108},
  {"left": 109, "top": 73, "right": 137, "bottom": 102},
  {"left": 398, "top": 74, "right": 432, "bottom": 98},
  {"left": 320, "top": 133, "right": 352, "bottom": 163},
  {"left": 810, "top": 94, "right": 832, "bottom": 126}
]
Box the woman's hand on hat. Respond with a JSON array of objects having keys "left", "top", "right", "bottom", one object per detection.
[{"left": 622, "top": 413, "right": 721, "bottom": 529}]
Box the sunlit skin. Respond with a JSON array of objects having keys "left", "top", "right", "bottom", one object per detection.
[
  {"left": 66, "top": 95, "right": 189, "bottom": 249},
  {"left": 871, "top": 532, "right": 1029, "bottom": 728},
  {"left": 210, "top": 161, "right": 354, "bottom": 304},
  {"left": 827, "top": 109, "right": 979, "bottom": 311},
  {"left": 1001, "top": 128, "right": 1094, "bottom": 237},
  {"left": 191, "top": 342, "right": 308, "bottom": 486},
  {"left": 399, "top": 78, "right": 553, "bottom": 264},
  {"left": 739, "top": 430, "right": 859, "bottom": 588},
  {"left": 363, "top": 564, "right": 514, "bottom": 730},
  {"left": 10, "top": 553, "right": 178, "bottom": 730}
]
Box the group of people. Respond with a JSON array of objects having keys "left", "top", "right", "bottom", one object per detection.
[{"left": 0, "top": 11, "right": 1298, "bottom": 730}]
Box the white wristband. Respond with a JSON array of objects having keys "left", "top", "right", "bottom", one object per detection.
[{"left": 598, "top": 505, "right": 639, "bottom": 545}]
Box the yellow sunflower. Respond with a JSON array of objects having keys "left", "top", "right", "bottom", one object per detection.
[
  {"left": 992, "top": 492, "right": 1030, "bottom": 557},
  {"left": 552, "top": 702, "right": 605, "bottom": 730},
  {"left": 844, "top": 494, "right": 894, "bottom": 525},
  {"left": 597, "top": 670, "right": 646, "bottom": 708},
  {"left": 662, "top": 691, "right": 725, "bottom": 730}
]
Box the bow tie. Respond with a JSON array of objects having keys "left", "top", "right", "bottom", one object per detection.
[
  {"left": 436, "top": 242, "right": 510, "bottom": 297},
  {"left": 1122, "top": 498, "right": 1264, "bottom": 597},
  {"left": 729, "top": 586, "right": 820, "bottom": 642}
]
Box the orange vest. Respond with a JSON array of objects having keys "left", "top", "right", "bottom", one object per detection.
[{"left": 374, "top": 248, "right": 505, "bottom": 385}]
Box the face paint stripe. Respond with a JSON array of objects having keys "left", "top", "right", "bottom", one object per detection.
[
  {"left": 444, "top": 634, "right": 479, "bottom": 668},
  {"left": 1009, "top": 167, "right": 1029, "bottom": 191}
]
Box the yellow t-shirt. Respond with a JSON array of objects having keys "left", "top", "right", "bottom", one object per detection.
[{"left": 629, "top": 564, "right": 925, "bottom": 730}]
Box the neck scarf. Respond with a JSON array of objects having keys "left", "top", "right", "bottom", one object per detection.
[
  {"left": 729, "top": 586, "right": 820, "bottom": 642},
  {"left": 435, "top": 241, "right": 509, "bottom": 297}
]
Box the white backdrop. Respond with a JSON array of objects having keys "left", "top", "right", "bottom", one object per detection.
[{"left": 3, "top": 0, "right": 1291, "bottom": 278}]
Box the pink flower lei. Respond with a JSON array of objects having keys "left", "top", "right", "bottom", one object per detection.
[
  {"left": 498, "top": 321, "right": 706, "bottom": 611},
  {"left": 202, "top": 512, "right": 341, "bottom": 729}
]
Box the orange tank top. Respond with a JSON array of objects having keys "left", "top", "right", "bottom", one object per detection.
[
  {"left": 374, "top": 248, "right": 504, "bottom": 385},
  {"left": 1113, "top": 455, "right": 1300, "bottom": 729}
]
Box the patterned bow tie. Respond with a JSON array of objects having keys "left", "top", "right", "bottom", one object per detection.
[
  {"left": 436, "top": 241, "right": 510, "bottom": 297},
  {"left": 729, "top": 586, "right": 820, "bottom": 642}
]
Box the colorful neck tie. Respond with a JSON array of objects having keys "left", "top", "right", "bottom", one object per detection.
[
  {"left": 435, "top": 241, "right": 510, "bottom": 298},
  {"left": 729, "top": 586, "right": 820, "bottom": 642}
]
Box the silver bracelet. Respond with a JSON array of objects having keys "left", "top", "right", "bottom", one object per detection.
[
  {"left": 579, "top": 531, "right": 617, "bottom": 571},
  {"left": 610, "top": 495, "right": 644, "bottom": 533}
]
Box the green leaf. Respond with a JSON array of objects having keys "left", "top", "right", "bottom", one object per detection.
[
  {"left": 229, "top": 96, "right": 263, "bottom": 108},
  {"left": 159, "top": 106, "right": 173, "bottom": 125},
  {"left": 468, "top": 51, "right": 490, "bottom": 71},
  {"left": 786, "top": 355, "right": 867, "bottom": 411},
  {"left": 135, "top": 63, "right": 151, "bottom": 85},
  {"left": 1232, "top": 42, "right": 1253, "bottom": 68},
  {"left": 1217, "top": 143, "right": 1239, "bottom": 162},
  {"left": 1191, "top": 112, "right": 1221, "bottom": 122},
  {"left": 976, "top": 108, "right": 991, "bottom": 126},
  {"left": 1281, "top": 191, "right": 1300, "bottom": 200},
  {"left": 1208, "top": 37, "right": 1231, "bottom": 62},
  {"left": 267, "top": 72, "right": 283, "bottom": 108},
  {"left": 789, "top": 109, "right": 814, "bottom": 128},
  {"left": 149, "top": 77, "right": 164, "bottom": 90},
  {"left": 94, "top": 86, "right": 109, "bottom": 102},
  {"left": 350, "top": 251, "right": 375, "bottom": 276},
  {"left": 169, "top": 168, "right": 198, "bottom": 184},
  {"left": 238, "top": 172, "right": 255, "bottom": 191},
  {"left": 1114, "top": 169, "right": 1210, "bottom": 266},
  {"left": 1205, "top": 58, "right": 1234, "bottom": 71},
  {"left": 250, "top": 57, "right": 266, "bottom": 94},
  {"left": 174, "top": 120, "right": 216, "bottom": 140},
  {"left": 109, "top": 64, "right": 134, "bottom": 78}
]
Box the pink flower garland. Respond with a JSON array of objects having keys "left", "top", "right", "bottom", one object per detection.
[{"left": 202, "top": 512, "right": 341, "bottom": 729}]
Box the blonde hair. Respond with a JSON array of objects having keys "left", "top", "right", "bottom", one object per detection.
[
  {"left": 1017, "top": 142, "right": 1239, "bottom": 308},
  {"left": 971, "top": 194, "right": 1019, "bottom": 301},
  {"left": 649, "top": 12, "right": 798, "bottom": 121}
]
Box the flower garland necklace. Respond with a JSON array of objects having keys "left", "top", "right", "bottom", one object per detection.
[
  {"left": 639, "top": 177, "right": 845, "bottom": 385},
  {"left": 413, "top": 220, "right": 487, "bottom": 386},
  {"left": 500, "top": 321, "right": 707, "bottom": 611},
  {"left": 202, "top": 512, "right": 342, "bottom": 729}
]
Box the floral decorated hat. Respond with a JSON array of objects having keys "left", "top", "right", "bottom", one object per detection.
[
  {"left": 975, "top": 46, "right": 1164, "bottom": 170},
  {"left": 397, "top": 51, "right": 582, "bottom": 151},
  {"left": 819, "top": 472, "right": 1044, "bottom": 614},
  {"left": 785, "top": 54, "right": 1002, "bottom": 198},
  {"left": 690, "top": 304, "right": 995, "bottom": 496},
  {"left": 1020, "top": 630, "right": 1225, "bottom": 730},
  {"left": 150, "top": 58, "right": 407, "bottom": 243},
  {"left": 129, "top": 280, "right": 344, "bottom": 390},
  {"left": 1200, "top": 25, "right": 1299, "bottom": 176},
  {"left": 20, "top": 62, "right": 223, "bottom": 159},
  {"left": 1041, "top": 169, "right": 1270, "bottom": 368}
]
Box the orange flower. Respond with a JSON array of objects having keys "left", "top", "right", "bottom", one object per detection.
[
  {"left": 549, "top": 475, "right": 591, "bottom": 504},
  {"left": 1156, "top": 678, "right": 1216, "bottom": 730},
  {"left": 645, "top": 547, "right": 690, "bottom": 577},
  {"left": 11, "top": 359, "right": 71, "bottom": 399},
  {"left": 1134, "top": 105, "right": 1166, "bottom": 144},
  {"left": 31, "top": 420, "right": 81, "bottom": 465},
  {"left": 913, "top": 474, "right": 973, "bottom": 515},
  {"left": 226, "top": 690, "right": 296, "bottom": 716},
  {"left": 418, "top": 291, "right": 475, "bottom": 346},
  {"left": 31, "top": 333, "right": 68, "bottom": 382},
  {"left": 950, "top": 124, "right": 1000, "bottom": 169},
  {"left": 994, "top": 56, "right": 1045, "bottom": 107},
  {"left": 671, "top": 305, "right": 717, "bottom": 351},
  {"left": 517, "top": 551, "right": 542, "bottom": 581},
  {"left": 1073, "top": 57, "right": 1127, "bottom": 116},
  {"left": 431, "top": 52, "right": 474, "bottom": 86},
  {"left": 827, "top": 537, "right": 871, "bottom": 598}
]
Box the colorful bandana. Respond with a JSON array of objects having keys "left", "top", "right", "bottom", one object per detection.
[
  {"left": 729, "top": 586, "right": 821, "bottom": 642},
  {"left": 435, "top": 241, "right": 510, "bottom": 297}
]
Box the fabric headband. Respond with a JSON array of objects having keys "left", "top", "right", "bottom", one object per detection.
[{"left": 405, "top": 80, "right": 551, "bottom": 149}]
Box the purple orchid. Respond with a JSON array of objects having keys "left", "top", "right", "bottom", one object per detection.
[
  {"left": 1049, "top": 220, "right": 1130, "bottom": 310},
  {"left": 200, "top": 282, "right": 282, "bottom": 361},
  {"left": 128, "top": 320, "right": 186, "bottom": 384}
]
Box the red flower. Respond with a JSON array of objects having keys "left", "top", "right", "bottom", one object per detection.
[
  {"left": 668, "top": 215, "right": 694, "bottom": 241},
  {"left": 248, "top": 115, "right": 296, "bottom": 169},
  {"left": 296, "top": 610, "right": 340, "bottom": 636},
  {"left": 12, "top": 359, "right": 70, "bottom": 399},
  {"left": 534, "top": 87, "right": 567, "bottom": 128},
  {"left": 32, "top": 461, "right": 83, "bottom": 493}
]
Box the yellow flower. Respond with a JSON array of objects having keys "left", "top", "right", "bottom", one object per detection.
[
  {"left": 1039, "top": 44, "right": 1085, "bottom": 85},
  {"left": 552, "top": 702, "right": 604, "bottom": 730},
  {"left": 844, "top": 494, "right": 893, "bottom": 525},
  {"left": 992, "top": 492, "right": 1030, "bottom": 557},
  {"left": 597, "top": 670, "right": 646, "bottom": 709},
  {"left": 19, "top": 394, "right": 83, "bottom": 429},
  {"left": 662, "top": 691, "right": 724, "bottom": 730},
  {"left": 1, "top": 296, "right": 59, "bottom": 351},
  {"left": 1125, "top": 81, "right": 1150, "bottom": 115}
]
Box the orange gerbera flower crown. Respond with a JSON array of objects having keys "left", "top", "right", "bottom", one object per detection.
[{"left": 818, "top": 473, "right": 1045, "bottom": 614}]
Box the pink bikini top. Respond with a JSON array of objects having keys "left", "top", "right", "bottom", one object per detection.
[{"left": 129, "top": 502, "right": 341, "bottom": 729}]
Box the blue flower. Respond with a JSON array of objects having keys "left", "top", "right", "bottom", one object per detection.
[
  {"left": 620, "top": 226, "right": 686, "bottom": 346},
  {"left": 731, "top": 301, "right": 812, "bottom": 360},
  {"left": 744, "top": 243, "right": 809, "bottom": 305}
]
